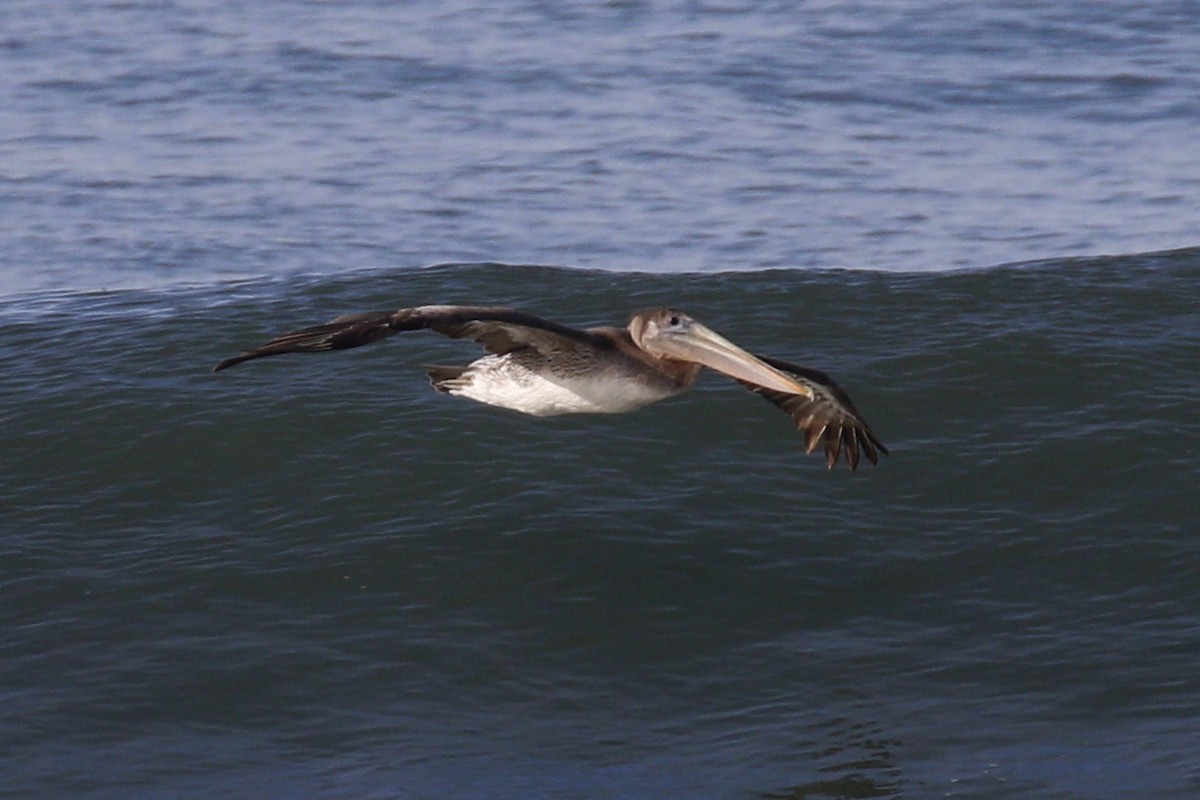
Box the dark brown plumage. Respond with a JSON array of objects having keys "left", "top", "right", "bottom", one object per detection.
[{"left": 214, "top": 305, "right": 887, "bottom": 469}]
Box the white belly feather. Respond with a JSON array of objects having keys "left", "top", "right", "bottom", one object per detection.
[{"left": 444, "top": 354, "right": 678, "bottom": 416}]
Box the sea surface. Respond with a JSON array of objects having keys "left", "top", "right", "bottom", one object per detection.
[{"left": 2, "top": 2, "right": 1199, "bottom": 800}]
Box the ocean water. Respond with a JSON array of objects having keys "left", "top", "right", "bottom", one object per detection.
[
  {"left": 4, "top": 255, "right": 1199, "bottom": 799},
  {"left": 2, "top": 2, "right": 1199, "bottom": 799},
  {"left": 3, "top": 0, "right": 1200, "bottom": 296}
]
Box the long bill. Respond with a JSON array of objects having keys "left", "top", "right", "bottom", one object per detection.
[{"left": 657, "top": 322, "right": 815, "bottom": 397}]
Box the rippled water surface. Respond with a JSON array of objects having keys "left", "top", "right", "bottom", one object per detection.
[
  {"left": 3, "top": 0, "right": 1199, "bottom": 296},
  {"left": 4, "top": 254, "right": 1199, "bottom": 799},
  {"left": 2, "top": 2, "right": 1199, "bottom": 799}
]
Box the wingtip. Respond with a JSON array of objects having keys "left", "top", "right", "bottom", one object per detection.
[{"left": 212, "top": 355, "right": 244, "bottom": 373}]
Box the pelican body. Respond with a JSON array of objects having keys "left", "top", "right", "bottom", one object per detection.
[{"left": 214, "top": 305, "right": 887, "bottom": 469}]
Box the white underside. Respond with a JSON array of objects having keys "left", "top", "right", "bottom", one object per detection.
[{"left": 445, "top": 354, "right": 677, "bottom": 416}]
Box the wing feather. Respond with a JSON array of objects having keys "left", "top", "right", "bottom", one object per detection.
[
  {"left": 213, "top": 305, "right": 606, "bottom": 372},
  {"left": 733, "top": 355, "right": 888, "bottom": 470},
  {"left": 390, "top": 306, "right": 604, "bottom": 355}
]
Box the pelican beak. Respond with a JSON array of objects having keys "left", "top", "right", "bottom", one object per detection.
[{"left": 656, "top": 321, "right": 814, "bottom": 397}]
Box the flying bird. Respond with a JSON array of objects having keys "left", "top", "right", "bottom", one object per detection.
[{"left": 214, "top": 305, "right": 887, "bottom": 469}]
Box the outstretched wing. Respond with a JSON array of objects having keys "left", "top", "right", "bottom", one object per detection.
[
  {"left": 212, "top": 305, "right": 604, "bottom": 372},
  {"left": 733, "top": 355, "right": 888, "bottom": 470}
]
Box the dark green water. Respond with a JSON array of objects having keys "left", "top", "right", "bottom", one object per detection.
[{"left": 2, "top": 250, "right": 1198, "bottom": 799}]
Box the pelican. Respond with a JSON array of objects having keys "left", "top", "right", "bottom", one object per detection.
[{"left": 214, "top": 305, "right": 887, "bottom": 469}]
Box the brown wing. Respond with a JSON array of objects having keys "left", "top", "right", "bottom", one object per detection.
[
  {"left": 734, "top": 355, "right": 888, "bottom": 470},
  {"left": 212, "top": 305, "right": 604, "bottom": 372}
]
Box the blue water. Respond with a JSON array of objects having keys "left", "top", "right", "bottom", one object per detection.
[
  {"left": 3, "top": 0, "right": 1199, "bottom": 297},
  {"left": 2, "top": 3, "right": 1199, "bottom": 799}
]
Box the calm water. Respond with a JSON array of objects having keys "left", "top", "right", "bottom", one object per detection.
[{"left": 2, "top": 2, "right": 1199, "bottom": 799}]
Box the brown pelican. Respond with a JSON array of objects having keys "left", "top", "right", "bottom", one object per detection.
[{"left": 214, "top": 305, "right": 887, "bottom": 469}]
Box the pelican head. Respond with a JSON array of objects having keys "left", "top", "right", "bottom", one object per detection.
[{"left": 629, "top": 308, "right": 814, "bottom": 397}]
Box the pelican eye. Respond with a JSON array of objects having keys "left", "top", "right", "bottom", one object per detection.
[{"left": 667, "top": 314, "right": 681, "bottom": 327}]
